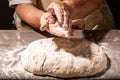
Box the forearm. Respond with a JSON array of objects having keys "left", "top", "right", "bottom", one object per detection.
[
  {"left": 16, "top": 4, "right": 45, "bottom": 28},
  {"left": 63, "top": 0, "right": 103, "bottom": 19}
]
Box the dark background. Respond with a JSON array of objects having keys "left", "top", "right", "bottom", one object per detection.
[
  {"left": 0, "top": 0, "right": 120, "bottom": 29},
  {"left": 106, "top": 0, "right": 120, "bottom": 29},
  {"left": 0, "top": 0, "right": 15, "bottom": 29}
]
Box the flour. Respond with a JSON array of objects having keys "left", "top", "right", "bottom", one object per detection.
[
  {"left": 99, "top": 43, "right": 109, "bottom": 53},
  {"left": 0, "top": 43, "right": 33, "bottom": 79},
  {"left": 0, "top": 41, "right": 27, "bottom": 68}
]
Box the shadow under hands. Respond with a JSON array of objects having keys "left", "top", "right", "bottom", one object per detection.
[{"left": 83, "top": 30, "right": 110, "bottom": 44}]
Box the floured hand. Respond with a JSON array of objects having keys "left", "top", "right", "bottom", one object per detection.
[
  {"left": 47, "top": 2, "right": 72, "bottom": 28},
  {"left": 40, "top": 12, "right": 73, "bottom": 38},
  {"left": 40, "top": 12, "right": 56, "bottom": 31},
  {"left": 47, "top": 21, "right": 73, "bottom": 38},
  {"left": 40, "top": 2, "right": 73, "bottom": 38}
]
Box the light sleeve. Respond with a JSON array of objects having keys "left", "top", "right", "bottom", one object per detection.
[{"left": 8, "top": 0, "right": 36, "bottom": 7}]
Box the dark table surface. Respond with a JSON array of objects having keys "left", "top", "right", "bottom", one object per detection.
[{"left": 0, "top": 30, "right": 120, "bottom": 79}]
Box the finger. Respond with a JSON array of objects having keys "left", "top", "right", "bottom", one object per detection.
[
  {"left": 40, "top": 17, "right": 47, "bottom": 31},
  {"left": 48, "top": 21, "right": 72, "bottom": 38},
  {"left": 68, "top": 18, "right": 73, "bottom": 36},
  {"left": 47, "top": 2, "right": 64, "bottom": 25},
  {"left": 47, "top": 24, "right": 65, "bottom": 37},
  {"left": 62, "top": 10, "right": 69, "bottom": 30},
  {"left": 54, "top": 6, "right": 64, "bottom": 25},
  {"left": 47, "top": 15, "right": 56, "bottom": 24},
  {"left": 62, "top": 10, "right": 73, "bottom": 36},
  {"left": 40, "top": 12, "right": 55, "bottom": 31},
  {"left": 47, "top": 8, "right": 55, "bottom": 15},
  {"left": 40, "top": 22, "right": 48, "bottom": 31},
  {"left": 65, "top": 22, "right": 73, "bottom": 38}
]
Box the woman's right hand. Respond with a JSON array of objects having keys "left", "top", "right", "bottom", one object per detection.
[{"left": 40, "top": 12, "right": 73, "bottom": 38}]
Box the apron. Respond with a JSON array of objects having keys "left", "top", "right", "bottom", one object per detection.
[{"left": 15, "top": 0, "right": 114, "bottom": 30}]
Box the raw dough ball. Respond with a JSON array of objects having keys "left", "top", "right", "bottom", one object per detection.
[{"left": 21, "top": 38, "right": 107, "bottom": 78}]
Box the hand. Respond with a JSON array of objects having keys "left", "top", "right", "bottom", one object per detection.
[
  {"left": 40, "top": 12, "right": 73, "bottom": 38},
  {"left": 40, "top": 12, "right": 56, "bottom": 31},
  {"left": 47, "top": 2, "right": 72, "bottom": 30},
  {"left": 47, "top": 21, "right": 73, "bottom": 38},
  {"left": 40, "top": 12, "right": 72, "bottom": 38},
  {"left": 40, "top": 2, "right": 73, "bottom": 38}
]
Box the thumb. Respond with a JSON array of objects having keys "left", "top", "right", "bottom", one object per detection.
[{"left": 47, "top": 7, "right": 55, "bottom": 15}]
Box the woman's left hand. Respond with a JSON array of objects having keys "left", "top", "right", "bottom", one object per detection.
[{"left": 47, "top": 2, "right": 72, "bottom": 31}]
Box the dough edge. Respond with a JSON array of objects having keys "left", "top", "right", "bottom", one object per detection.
[{"left": 21, "top": 38, "right": 108, "bottom": 78}]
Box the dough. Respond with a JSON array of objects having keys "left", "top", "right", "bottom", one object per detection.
[{"left": 21, "top": 38, "right": 107, "bottom": 78}]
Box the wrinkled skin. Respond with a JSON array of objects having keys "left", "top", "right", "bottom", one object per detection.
[{"left": 40, "top": 2, "right": 73, "bottom": 38}]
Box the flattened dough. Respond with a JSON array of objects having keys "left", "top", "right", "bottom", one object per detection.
[{"left": 21, "top": 38, "right": 107, "bottom": 78}]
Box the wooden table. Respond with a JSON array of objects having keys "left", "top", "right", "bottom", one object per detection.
[{"left": 0, "top": 30, "right": 120, "bottom": 79}]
